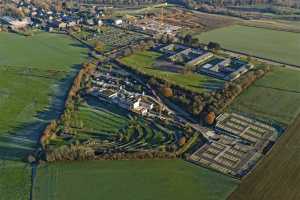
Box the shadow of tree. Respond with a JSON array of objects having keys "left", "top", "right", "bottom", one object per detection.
[{"left": 0, "top": 63, "right": 82, "bottom": 162}]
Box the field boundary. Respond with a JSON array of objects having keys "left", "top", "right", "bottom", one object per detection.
[
  {"left": 196, "top": 40, "right": 300, "bottom": 69},
  {"left": 220, "top": 47, "right": 300, "bottom": 68},
  {"left": 239, "top": 22, "right": 300, "bottom": 33}
]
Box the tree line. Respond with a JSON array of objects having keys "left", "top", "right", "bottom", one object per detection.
[
  {"left": 117, "top": 52, "right": 270, "bottom": 126},
  {"left": 180, "top": 0, "right": 300, "bottom": 8},
  {"left": 33, "top": 62, "right": 96, "bottom": 163},
  {"left": 46, "top": 145, "right": 177, "bottom": 162},
  {"left": 150, "top": 64, "right": 270, "bottom": 124}
]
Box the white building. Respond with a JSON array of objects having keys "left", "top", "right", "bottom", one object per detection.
[
  {"left": 114, "top": 19, "right": 122, "bottom": 26},
  {"left": 97, "top": 19, "right": 103, "bottom": 26}
]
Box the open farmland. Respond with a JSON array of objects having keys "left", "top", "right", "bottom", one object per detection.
[
  {"left": 0, "top": 32, "right": 87, "bottom": 157},
  {"left": 229, "top": 115, "right": 300, "bottom": 200},
  {"left": 0, "top": 161, "right": 31, "bottom": 200},
  {"left": 0, "top": 66, "right": 68, "bottom": 160},
  {"left": 196, "top": 25, "right": 300, "bottom": 66},
  {"left": 34, "top": 160, "right": 238, "bottom": 200},
  {"left": 0, "top": 32, "right": 88, "bottom": 71},
  {"left": 229, "top": 67, "right": 300, "bottom": 125},
  {"left": 0, "top": 31, "right": 88, "bottom": 199},
  {"left": 119, "top": 50, "right": 224, "bottom": 93}
]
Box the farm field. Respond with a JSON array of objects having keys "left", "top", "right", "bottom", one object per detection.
[
  {"left": 229, "top": 115, "right": 300, "bottom": 200},
  {"left": 0, "top": 66, "right": 69, "bottom": 161},
  {"left": 0, "top": 161, "right": 31, "bottom": 200},
  {"left": 0, "top": 31, "right": 88, "bottom": 200},
  {"left": 120, "top": 50, "right": 223, "bottom": 93},
  {"left": 0, "top": 32, "right": 88, "bottom": 71},
  {"left": 196, "top": 25, "right": 300, "bottom": 66},
  {"left": 33, "top": 160, "right": 238, "bottom": 200},
  {"left": 0, "top": 32, "right": 88, "bottom": 158},
  {"left": 229, "top": 67, "right": 300, "bottom": 125},
  {"left": 0, "top": 66, "right": 67, "bottom": 134}
]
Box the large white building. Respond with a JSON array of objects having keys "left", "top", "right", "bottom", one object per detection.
[{"left": 114, "top": 19, "right": 123, "bottom": 26}]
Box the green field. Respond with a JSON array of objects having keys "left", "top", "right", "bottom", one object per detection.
[
  {"left": 0, "top": 67, "right": 66, "bottom": 134},
  {"left": 0, "top": 32, "right": 88, "bottom": 199},
  {"left": 0, "top": 32, "right": 87, "bottom": 71},
  {"left": 229, "top": 116, "right": 300, "bottom": 200},
  {"left": 0, "top": 161, "right": 31, "bottom": 200},
  {"left": 34, "top": 160, "right": 238, "bottom": 200},
  {"left": 229, "top": 67, "right": 300, "bottom": 125},
  {"left": 196, "top": 25, "right": 300, "bottom": 66},
  {"left": 0, "top": 32, "right": 87, "bottom": 138},
  {"left": 120, "top": 51, "right": 223, "bottom": 93}
]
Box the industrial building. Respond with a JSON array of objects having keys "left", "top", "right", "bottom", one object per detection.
[
  {"left": 198, "top": 58, "right": 254, "bottom": 81},
  {"left": 159, "top": 44, "right": 213, "bottom": 66}
]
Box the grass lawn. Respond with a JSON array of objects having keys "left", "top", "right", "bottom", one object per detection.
[
  {"left": 33, "top": 160, "right": 238, "bottom": 200},
  {"left": 229, "top": 67, "right": 300, "bottom": 125},
  {"left": 75, "top": 99, "right": 130, "bottom": 135},
  {"left": 0, "top": 161, "right": 31, "bottom": 200},
  {"left": 120, "top": 51, "right": 223, "bottom": 93},
  {"left": 0, "top": 32, "right": 88, "bottom": 71},
  {"left": 196, "top": 25, "right": 300, "bottom": 66},
  {"left": 229, "top": 115, "right": 300, "bottom": 200}
]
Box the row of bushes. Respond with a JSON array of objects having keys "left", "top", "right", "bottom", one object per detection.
[
  {"left": 39, "top": 62, "right": 96, "bottom": 149},
  {"left": 158, "top": 65, "right": 271, "bottom": 120},
  {"left": 45, "top": 144, "right": 177, "bottom": 162}
]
